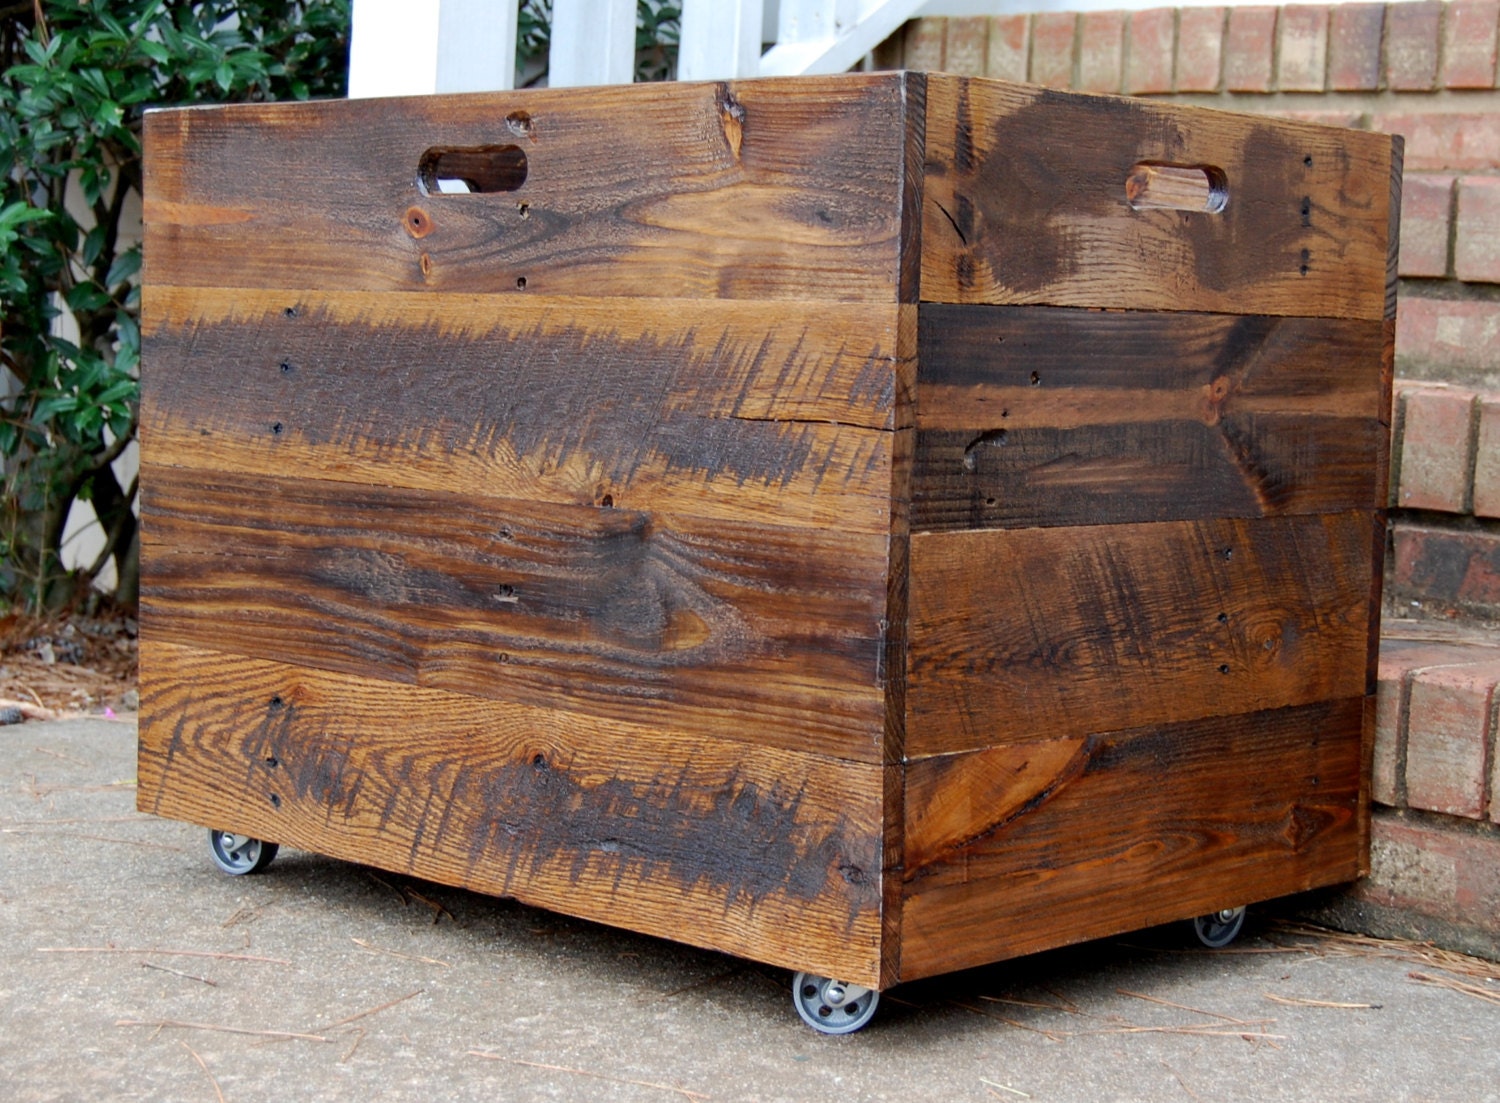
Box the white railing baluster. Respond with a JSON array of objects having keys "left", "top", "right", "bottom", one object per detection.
[
  {"left": 349, "top": 0, "right": 519, "bottom": 98},
  {"left": 679, "top": 0, "right": 764, "bottom": 82},
  {"left": 550, "top": 0, "right": 637, "bottom": 87}
]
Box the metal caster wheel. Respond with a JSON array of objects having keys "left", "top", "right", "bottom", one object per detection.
[
  {"left": 792, "top": 972, "right": 879, "bottom": 1035},
  {"left": 1192, "top": 906, "right": 1246, "bottom": 948},
  {"left": 208, "top": 829, "right": 279, "bottom": 876}
]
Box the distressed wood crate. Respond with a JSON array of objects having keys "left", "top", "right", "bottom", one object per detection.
[{"left": 139, "top": 73, "right": 1400, "bottom": 991}]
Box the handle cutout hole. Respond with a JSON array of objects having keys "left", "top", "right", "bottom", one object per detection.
[
  {"left": 1125, "top": 163, "right": 1228, "bottom": 214},
  {"left": 419, "top": 145, "right": 528, "bottom": 196}
]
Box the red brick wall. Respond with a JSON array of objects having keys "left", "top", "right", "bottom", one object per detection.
[{"left": 891, "top": 4, "right": 1500, "bottom": 955}]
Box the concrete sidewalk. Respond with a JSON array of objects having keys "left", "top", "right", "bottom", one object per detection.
[{"left": 2, "top": 719, "right": 1496, "bottom": 1103}]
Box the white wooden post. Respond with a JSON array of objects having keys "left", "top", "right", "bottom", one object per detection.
[
  {"left": 348, "top": 0, "right": 518, "bottom": 98},
  {"left": 759, "top": 0, "right": 924, "bottom": 76},
  {"left": 678, "top": 0, "right": 764, "bottom": 82},
  {"left": 549, "top": 0, "right": 637, "bottom": 87}
]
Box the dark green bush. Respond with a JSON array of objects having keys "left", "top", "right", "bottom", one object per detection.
[{"left": 0, "top": 0, "right": 351, "bottom": 614}]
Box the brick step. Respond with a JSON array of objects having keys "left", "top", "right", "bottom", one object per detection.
[{"left": 1376, "top": 619, "right": 1500, "bottom": 821}]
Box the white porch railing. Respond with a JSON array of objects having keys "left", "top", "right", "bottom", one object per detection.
[{"left": 347, "top": 0, "right": 928, "bottom": 97}]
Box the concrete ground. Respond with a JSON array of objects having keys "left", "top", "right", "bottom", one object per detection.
[{"left": 2, "top": 719, "right": 1497, "bottom": 1103}]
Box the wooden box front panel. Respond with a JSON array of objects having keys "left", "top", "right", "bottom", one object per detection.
[
  {"left": 897, "top": 75, "right": 1399, "bottom": 982},
  {"left": 139, "top": 74, "right": 925, "bottom": 987}
]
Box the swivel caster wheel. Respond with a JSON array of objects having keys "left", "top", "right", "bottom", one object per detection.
[
  {"left": 208, "top": 829, "right": 279, "bottom": 876},
  {"left": 792, "top": 972, "right": 879, "bottom": 1035},
  {"left": 1192, "top": 906, "right": 1246, "bottom": 949}
]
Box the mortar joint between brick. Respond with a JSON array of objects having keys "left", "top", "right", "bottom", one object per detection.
[
  {"left": 1436, "top": 0, "right": 1449, "bottom": 93},
  {"left": 1377, "top": 2, "right": 1391, "bottom": 93},
  {"left": 1394, "top": 666, "right": 1419, "bottom": 809},
  {"left": 1321, "top": 6, "right": 1333, "bottom": 94},
  {"left": 1270, "top": 6, "right": 1284, "bottom": 95},
  {"left": 1170, "top": 7, "right": 1182, "bottom": 95},
  {"left": 1464, "top": 388, "right": 1484, "bottom": 516},
  {"left": 1389, "top": 385, "right": 1412, "bottom": 509},
  {"left": 1071, "top": 13, "right": 1082, "bottom": 92},
  {"left": 1025, "top": 13, "right": 1036, "bottom": 86},
  {"left": 1484, "top": 682, "right": 1499, "bottom": 824}
]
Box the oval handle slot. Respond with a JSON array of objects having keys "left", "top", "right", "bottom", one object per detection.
[
  {"left": 1125, "top": 163, "right": 1228, "bottom": 214},
  {"left": 418, "top": 145, "right": 528, "bottom": 195}
]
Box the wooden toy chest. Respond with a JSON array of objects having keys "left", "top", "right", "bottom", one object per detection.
[{"left": 139, "top": 72, "right": 1401, "bottom": 993}]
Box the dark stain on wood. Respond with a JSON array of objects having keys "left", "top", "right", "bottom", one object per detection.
[
  {"left": 147, "top": 306, "right": 896, "bottom": 493},
  {"left": 954, "top": 90, "right": 1181, "bottom": 294},
  {"left": 913, "top": 305, "right": 1385, "bottom": 530}
]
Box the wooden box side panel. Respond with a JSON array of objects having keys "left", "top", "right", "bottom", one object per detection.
[
  {"left": 143, "top": 74, "right": 916, "bottom": 302},
  {"left": 905, "top": 514, "right": 1375, "bottom": 757},
  {"left": 912, "top": 305, "right": 1389, "bottom": 533},
  {"left": 921, "top": 75, "right": 1395, "bottom": 319},
  {"left": 897, "top": 699, "right": 1364, "bottom": 981},
  {"left": 139, "top": 641, "right": 886, "bottom": 986}
]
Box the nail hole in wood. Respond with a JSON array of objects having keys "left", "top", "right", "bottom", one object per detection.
[
  {"left": 1304, "top": 155, "right": 1313, "bottom": 167},
  {"left": 282, "top": 306, "right": 298, "bottom": 319},
  {"left": 272, "top": 422, "right": 283, "bottom": 435},
  {"left": 532, "top": 754, "right": 548, "bottom": 769},
  {"left": 269, "top": 695, "right": 283, "bottom": 709},
  {"left": 1300, "top": 197, "right": 1311, "bottom": 226},
  {"left": 264, "top": 756, "right": 279, "bottom": 768},
  {"left": 418, "top": 144, "right": 528, "bottom": 195},
  {"left": 1030, "top": 372, "right": 1040, "bottom": 386},
  {"left": 1219, "top": 664, "right": 1231, "bottom": 674},
  {"left": 600, "top": 494, "right": 613, "bottom": 508},
  {"left": 1125, "top": 163, "right": 1228, "bottom": 214},
  {"left": 269, "top": 793, "right": 281, "bottom": 807},
  {"left": 516, "top": 276, "right": 527, "bottom": 290},
  {"left": 518, "top": 201, "right": 529, "bottom": 218},
  {"left": 279, "top": 360, "right": 294, "bottom": 374},
  {"left": 506, "top": 111, "right": 533, "bottom": 138},
  {"left": 1221, "top": 548, "right": 1233, "bottom": 560},
  {"left": 404, "top": 206, "right": 432, "bottom": 237},
  {"left": 1218, "top": 612, "right": 1228, "bottom": 623}
]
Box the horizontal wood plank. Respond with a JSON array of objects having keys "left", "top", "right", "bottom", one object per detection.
[
  {"left": 898, "top": 699, "right": 1364, "bottom": 980},
  {"left": 913, "top": 305, "right": 1387, "bottom": 531},
  {"left": 906, "top": 513, "right": 1373, "bottom": 757},
  {"left": 141, "top": 466, "right": 890, "bottom": 763},
  {"left": 921, "top": 75, "right": 1394, "bottom": 318},
  {"left": 138, "top": 641, "right": 886, "bottom": 985},
  {"left": 141, "top": 289, "right": 901, "bottom": 535},
  {"left": 143, "top": 74, "right": 918, "bottom": 302}
]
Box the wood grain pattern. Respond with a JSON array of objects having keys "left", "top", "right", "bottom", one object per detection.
[
  {"left": 141, "top": 288, "right": 903, "bottom": 535},
  {"left": 144, "top": 74, "right": 920, "bottom": 302},
  {"left": 141, "top": 465, "right": 889, "bottom": 762},
  {"left": 921, "top": 76, "right": 1393, "bottom": 318},
  {"left": 906, "top": 513, "right": 1374, "bottom": 757},
  {"left": 898, "top": 698, "right": 1364, "bottom": 980},
  {"left": 913, "top": 305, "right": 1387, "bottom": 531},
  {"left": 138, "top": 641, "right": 885, "bottom": 986}
]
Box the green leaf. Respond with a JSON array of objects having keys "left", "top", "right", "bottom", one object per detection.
[
  {"left": 215, "top": 61, "right": 235, "bottom": 91},
  {"left": 32, "top": 394, "right": 81, "bottom": 423},
  {"left": 96, "top": 378, "right": 139, "bottom": 405},
  {"left": 105, "top": 247, "right": 141, "bottom": 288},
  {"left": 64, "top": 283, "right": 112, "bottom": 313}
]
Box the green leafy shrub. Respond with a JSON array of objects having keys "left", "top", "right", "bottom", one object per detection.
[{"left": 0, "top": 1, "right": 351, "bottom": 614}]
